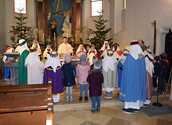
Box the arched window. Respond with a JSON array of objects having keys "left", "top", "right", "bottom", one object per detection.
[
  {"left": 14, "top": 0, "right": 27, "bottom": 14},
  {"left": 91, "top": 0, "right": 102, "bottom": 16}
]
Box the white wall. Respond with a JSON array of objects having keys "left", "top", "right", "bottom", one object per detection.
[
  {"left": 3, "top": 0, "right": 36, "bottom": 45},
  {"left": 117, "top": 0, "right": 172, "bottom": 55}
]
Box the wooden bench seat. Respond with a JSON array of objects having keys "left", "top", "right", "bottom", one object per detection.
[{"left": 0, "top": 84, "right": 54, "bottom": 125}]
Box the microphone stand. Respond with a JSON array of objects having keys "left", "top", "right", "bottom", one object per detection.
[{"left": 152, "top": 79, "right": 162, "bottom": 107}]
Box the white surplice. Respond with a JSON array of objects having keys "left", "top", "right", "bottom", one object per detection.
[{"left": 25, "top": 51, "right": 44, "bottom": 84}]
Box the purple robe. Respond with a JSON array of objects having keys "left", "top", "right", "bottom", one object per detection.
[
  {"left": 43, "top": 68, "right": 64, "bottom": 94},
  {"left": 87, "top": 69, "right": 104, "bottom": 97}
]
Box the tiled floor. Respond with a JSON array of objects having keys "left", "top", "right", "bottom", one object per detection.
[
  {"left": 54, "top": 89, "right": 172, "bottom": 125},
  {"left": 55, "top": 104, "right": 172, "bottom": 125}
]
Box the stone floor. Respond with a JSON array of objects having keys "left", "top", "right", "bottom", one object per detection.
[
  {"left": 54, "top": 105, "right": 172, "bottom": 125},
  {"left": 54, "top": 91, "right": 172, "bottom": 125}
]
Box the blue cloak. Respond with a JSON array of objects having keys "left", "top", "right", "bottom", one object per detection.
[{"left": 120, "top": 54, "right": 147, "bottom": 102}]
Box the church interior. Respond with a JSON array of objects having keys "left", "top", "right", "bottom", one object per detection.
[{"left": 0, "top": 0, "right": 172, "bottom": 125}]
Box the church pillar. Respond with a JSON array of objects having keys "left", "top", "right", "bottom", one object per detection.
[
  {"left": 109, "top": 0, "right": 124, "bottom": 36},
  {"left": 36, "top": 0, "right": 49, "bottom": 42},
  {"left": 0, "top": 0, "right": 6, "bottom": 45},
  {"left": 72, "top": 0, "right": 82, "bottom": 43},
  {"left": 80, "top": 0, "right": 90, "bottom": 43}
]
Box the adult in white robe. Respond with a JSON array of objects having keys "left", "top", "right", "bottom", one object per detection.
[
  {"left": 25, "top": 49, "right": 44, "bottom": 84},
  {"left": 58, "top": 37, "right": 73, "bottom": 58},
  {"left": 31, "top": 40, "right": 42, "bottom": 55}
]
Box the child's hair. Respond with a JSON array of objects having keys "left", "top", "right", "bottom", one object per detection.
[
  {"left": 94, "top": 60, "right": 101, "bottom": 69},
  {"left": 92, "top": 56, "right": 97, "bottom": 64},
  {"left": 80, "top": 54, "right": 87, "bottom": 63},
  {"left": 64, "top": 54, "right": 72, "bottom": 63}
]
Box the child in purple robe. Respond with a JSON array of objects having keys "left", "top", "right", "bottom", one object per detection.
[
  {"left": 44, "top": 51, "right": 64, "bottom": 103},
  {"left": 87, "top": 60, "right": 104, "bottom": 113}
]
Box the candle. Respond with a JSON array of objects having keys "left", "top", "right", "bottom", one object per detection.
[{"left": 43, "top": 33, "right": 45, "bottom": 42}]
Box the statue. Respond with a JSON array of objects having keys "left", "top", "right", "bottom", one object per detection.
[
  {"left": 62, "top": 10, "right": 72, "bottom": 38},
  {"left": 56, "top": 0, "right": 63, "bottom": 13},
  {"left": 50, "top": 19, "right": 58, "bottom": 41}
]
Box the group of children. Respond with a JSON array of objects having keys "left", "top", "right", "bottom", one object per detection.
[
  {"left": 36, "top": 50, "right": 103, "bottom": 113},
  {"left": 44, "top": 52, "right": 103, "bottom": 113},
  {"left": 3, "top": 38, "right": 172, "bottom": 113}
]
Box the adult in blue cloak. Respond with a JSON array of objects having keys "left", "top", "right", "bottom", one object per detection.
[{"left": 120, "top": 41, "right": 147, "bottom": 111}]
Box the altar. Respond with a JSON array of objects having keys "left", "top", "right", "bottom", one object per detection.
[
  {"left": 3, "top": 52, "right": 19, "bottom": 85},
  {"left": 60, "top": 56, "right": 80, "bottom": 65}
]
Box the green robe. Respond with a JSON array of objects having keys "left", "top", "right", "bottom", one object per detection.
[{"left": 18, "top": 50, "right": 29, "bottom": 86}]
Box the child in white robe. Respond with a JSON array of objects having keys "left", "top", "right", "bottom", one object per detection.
[
  {"left": 43, "top": 45, "right": 52, "bottom": 60},
  {"left": 100, "top": 41, "right": 110, "bottom": 57},
  {"left": 87, "top": 45, "right": 97, "bottom": 65},
  {"left": 102, "top": 49, "right": 118, "bottom": 99},
  {"left": 44, "top": 51, "right": 64, "bottom": 103},
  {"left": 76, "top": 44, "right": 87, "bottom": 57}
]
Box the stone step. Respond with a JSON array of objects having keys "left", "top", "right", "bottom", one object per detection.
[{"left": 54, "top": 100, "right": 121, "bottom": 112}]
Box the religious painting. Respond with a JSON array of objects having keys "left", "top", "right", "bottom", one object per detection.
[
  {"left": 49, "top": 0, "right": 73, "bottom": 40},
  {"left": 36, "top": 0, "right": 82, "bottom": 44}
]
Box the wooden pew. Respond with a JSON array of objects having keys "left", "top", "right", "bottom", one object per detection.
[{"left": 0, "top": 84, "right": 54, "bottom": 125}]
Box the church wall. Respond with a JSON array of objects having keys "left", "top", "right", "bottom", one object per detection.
[
  {"left": 109, "top": 0, "right": 125, "bottom": 44},
  {"left": 0, "top": 0, "right": 6, "bottom": 47},
  {"left": 81, "top": 0, "right": 111, "bottom": 43},
  {"left": 117, "top": 0, "right": 172, "bottom": 55},
  {"left": 4, "top": 0, "right": 36, "bottom": 45}
]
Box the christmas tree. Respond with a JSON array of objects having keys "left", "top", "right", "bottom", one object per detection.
[
  {"left": 10, "top": 12, "right": 32, "bottom": 44},
  {"left": 88, "top": 15, "right": 111, "bottom": 50}
]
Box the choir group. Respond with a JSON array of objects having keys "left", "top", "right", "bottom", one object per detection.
[{"left": 2, "top": 37, "right": 172, "bottom": 113}]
